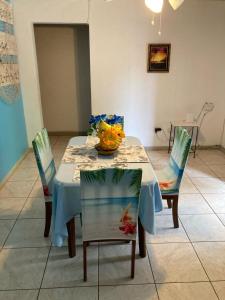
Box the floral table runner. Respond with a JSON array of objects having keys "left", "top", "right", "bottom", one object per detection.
[{"left": 62, "top": 137, "right": 149, "bottom": 164}]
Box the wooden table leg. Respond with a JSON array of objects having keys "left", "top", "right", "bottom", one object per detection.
[
  {"left": 67, "top": 218, "right": 76, "bottom": 258},
  {"left": 138, "top": 217, "right": 146, "bottom": 258}
]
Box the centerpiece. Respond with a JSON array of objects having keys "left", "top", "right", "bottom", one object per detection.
[{"left": 88, "top": 114, "right": 125, "bottom": 155}]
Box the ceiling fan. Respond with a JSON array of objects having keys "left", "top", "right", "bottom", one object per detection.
[{"left": 145, "top": 0, "right": 184, "bottom": 13}]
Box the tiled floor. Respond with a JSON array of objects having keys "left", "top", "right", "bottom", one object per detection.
[{"left": 0, "top": 136, "right": 225, "bottom": 299}]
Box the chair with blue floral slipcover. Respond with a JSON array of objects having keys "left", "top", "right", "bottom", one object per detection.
[
  {"left": 80, "top": 168, "right": 142, "bottom": 281},
  {"left": 155, "top": 127, "right": 192, "bottom": 228},
  {"left": 33, "top": 129, "right": 77, "bottom": 257},
  {"left": 88, "top": 114, "right": 124, "bottom": 136}
]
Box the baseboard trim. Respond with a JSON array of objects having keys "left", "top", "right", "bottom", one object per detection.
[
  {"left": 145, "top": 145, "right": 222, "bottom": 151},
  {"left": 48, "top": 131, "right": 87, "bottom": 136},
  {"left": 0, "top": 149, "right": 31, "bottom": 190}
]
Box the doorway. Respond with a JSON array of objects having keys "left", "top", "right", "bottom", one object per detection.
[{"left": 34, "top": 24, "right": 91, "bottom": 135}]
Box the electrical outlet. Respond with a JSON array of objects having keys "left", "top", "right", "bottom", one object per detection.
[{"left": 155, "top": 127, "right": 162, "bottom": 133}]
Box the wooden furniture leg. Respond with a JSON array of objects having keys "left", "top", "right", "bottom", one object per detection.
[
  {"left": 167, "top": 199, "right": 172, "bottom": 209},
  {"left": 138, "top": 217, "right": 146, "bottom": 258},
  {"left": 44, "top": 202, "right": 52, "bottom": 237},
  {"left": 172, "top": 195, "right": 179, "bottom": 228},
  {"left": 67, "top": 218, "right": 76, "bottom": 257},
  {"left": 83, "top": 241, "right": 88, "bottom": 282},
  {"left": 162, "top": 195, "right": 179, "bottom": 228},
  {"left": 131, "top": 240, "right": 136, "bottom": 278}
]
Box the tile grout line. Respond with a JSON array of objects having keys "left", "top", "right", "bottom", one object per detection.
[
  {"left": 186, "top": 172, "right": 225, "bottom": 228},
  {"left": 1, "top": 178, "right": 38, "bottom": 250},
  {"left": 179, "top": 217, "right": 220, "bottom": 300},
  {"left": 37, "top": 244, "right": 52, "bottom": 299},
  {"left": 146, "top": 245, "right": 160, "bottom": 299}
]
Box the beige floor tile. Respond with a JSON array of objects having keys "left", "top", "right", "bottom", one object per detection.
[
  {"left": 0, "top": 290, "right": 38, "bottom": 300},
  {"left": 193, "top": 242, "right": 225, "bottom": 281},
  {"left": 19, "top": 197, "right": 45, "bottom": 219},
  {"left": 187, "top": 155, "right": 205, "bottom": 167},
  {"left": 191, "top": 177, "right": 225, "bottom": 193},
  {"left": 146, "top": 215, "right": 189, "bottom": 243},
  {"left": 0, "top": 247, "right": 49, "bottom": 289},
  {"left": 4, "top": 219, "right": 51, "bottom": 248},
  {"left": 180, "top": 214, "right": 225, "bottom": 242},
  {"left": 209, "top": 165, "right": 225, "bottom": 178},
  {"left": 54, "top": 136, "right": 71, "bottom": 147},
  {"left": 49, "top": 136, "right": 58, "bottom": 147},
  {"left": 42, "top": 245, "right": 98, "bottom": 288},
  {"left": 39, "top": 287, "right": 98, "bottom": 300},
  {"left": 179, "top": 194, "right": 213, "bottom": 214},
  {"left": 52, "top": 148, "right": 65, "bottom": 160},
  {"left": 19, "top": 152, "right": 37, "bottom": 168},
  {"left": 180, "top": 177, "right": 199, "bottom": 193},
  {"left": 198, "top": 151, "right": 225, "bottom": 165},
  {"left": 203, "top": 194, "right": 225, "bottom": 213},
  {"left": 99, "top": 244, "right": 154, "bottom": 285},
  {"left": 0, "top": 220, "right": 14, "bottom": 247},
  {"left": 29, "top": 180, "right": 44, "bottom": 198},
  {"left": 186, "top": 164, "right": 216, "bottom": 178},
  {"left": 157, "top": 282, "right": 218, "bottom": 300},
  {"left": 0, "top": 197, "right": 27, "bottom": 219},
  {"left": 99, "top": 284, "right": 158, "bottom": 300},
  {"left": 212, "top": 281, "right": 225, "bottom": 300},
  {"left": 0, "top": 181, "right": 35, "bottom": 198},
  {"left": 148, "top": 243, "right": 208, "bottom": 283},
  {"left": 8, "top": 167, "right": 38, "bottom": 182}
]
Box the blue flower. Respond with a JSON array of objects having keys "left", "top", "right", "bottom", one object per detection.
[
  {"left": 106, "top": 115, "right": 123, "bottom": 125},
  {"left": 89, "top": 114, "right": 107, "bottom": 124}
]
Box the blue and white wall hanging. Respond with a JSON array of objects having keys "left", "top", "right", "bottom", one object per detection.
[{"left": 0, "top": 0, "right": 20, "bottom": 104}]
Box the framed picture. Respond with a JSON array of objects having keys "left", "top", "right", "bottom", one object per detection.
[{"left": 147, "top": 44, "right": 171, "bottom": 73}]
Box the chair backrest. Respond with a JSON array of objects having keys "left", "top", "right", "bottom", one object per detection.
[
  {"left": 88, "top": 114, "right": 124, "bottom": 136},
  {"left": 80, "top": 168, "right": 142, "bottom": 242},
  {"left": 168, "top": 127, "right": 192, "bottom": 189},
  {"left": 32, "top": 128, "right": 56, "bottom": 196}
]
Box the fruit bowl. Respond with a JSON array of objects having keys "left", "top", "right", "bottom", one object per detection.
[{"left": 95, "top": 143, "right": 118, "bottom": 156}]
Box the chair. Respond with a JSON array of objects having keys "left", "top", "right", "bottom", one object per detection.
[
  {"left": 88, "top": 114, "right": 124, "bottom": 136},
  {"left": 155, "top": 127, "right": 192, "bottom": 228},
  {"left": 80, "top": 168, "right": 142, "bottom": 281},
  {"left": 168, "top": 102, "right": 214, "bottom": 157},
  {"left": 32, "top": 128, "right": 56, "bottom": 238}
]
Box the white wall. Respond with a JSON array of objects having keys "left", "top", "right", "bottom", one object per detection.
[{"left": 14, "top": 0, "right": 225, "bottom": 147}]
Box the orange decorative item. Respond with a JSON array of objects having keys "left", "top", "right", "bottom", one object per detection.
[{"left": 95, "top": 121, "right": 125, "bottom": 155}]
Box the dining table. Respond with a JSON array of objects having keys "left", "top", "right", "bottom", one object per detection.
[{"left": 52, "top": 135, "right": 163, "bottom": 258}]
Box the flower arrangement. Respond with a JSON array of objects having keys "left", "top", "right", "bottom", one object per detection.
[
  {"left": 97, "top": 121, "right": 125, "bottom": 151},
  {"left": 88, "top": 114, "right": 124, "bottom": 136}
]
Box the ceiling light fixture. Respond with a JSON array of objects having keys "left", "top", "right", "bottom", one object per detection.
[
  {"left": 105, "top": 0, "right": 185, "bottom": 35},
  {"left": 145, "top": 0, "right": 164, "bottom": 14}
]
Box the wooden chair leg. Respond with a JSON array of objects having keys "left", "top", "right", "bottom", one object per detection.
[
  {"left": 172, "top": 195, "right": 179, "bottom": 228},
  {"left": 67, "top": 218, "right": 76, "bottom": 257},
  {"left": 83, "top": 241, "right": 88, "bottom": 282},
  {"left": 44, "top": 202, "right": 52, "bottom": 237},
  {"left": 131, "top": 240, "right": 136, "bottom": 278},
  {"left": 138, "top": 217, "right": 146, "bottom": 258},
  {"left": 167, "top": 199, "right": 172, "bottom": 209}
]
